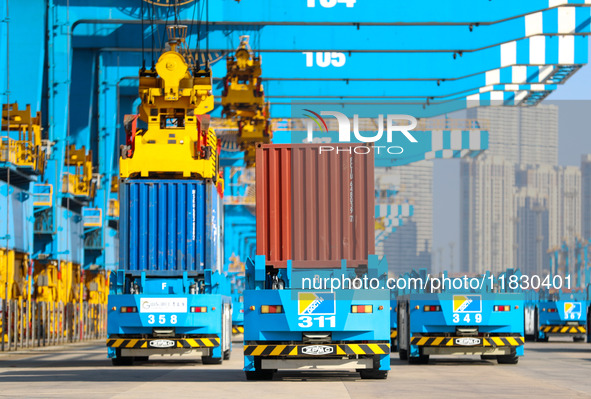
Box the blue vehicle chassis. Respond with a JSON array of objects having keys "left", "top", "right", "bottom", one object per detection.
[
  {"left": 390, "top": 292, "right": 398, "bottom": 351},
  {"left": 232, "top": 299, "right": 245, "bottom": 334},
  {"left": 107, "top": 272, "right": 232, "bottom": 364},
  {"left": 536, "top": 297, "right": 587, "bottom": 342},
  {"left": 397, "top": 292, "right": 525, "bottom": 364},
  {"left": 243, "top": 255, "right": 390, "bottom": 379}
]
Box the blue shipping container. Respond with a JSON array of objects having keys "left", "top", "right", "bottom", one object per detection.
[{"left": 119, "top": 180, "right": 221, "bottom": 274}]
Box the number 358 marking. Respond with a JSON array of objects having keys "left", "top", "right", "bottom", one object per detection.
[
  {"left": 147, "top": 314, "right": 178, "bottom": 325},
  {"left": 452, "top": 313, "right": 482, "bottom": 323},
  {"left": 298, "top": 315, "right": 336, "bottom": 328}
]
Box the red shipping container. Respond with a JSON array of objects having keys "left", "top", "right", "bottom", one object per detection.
[{"left": 256, "top": 143, "right": 375, "bottom": 269}]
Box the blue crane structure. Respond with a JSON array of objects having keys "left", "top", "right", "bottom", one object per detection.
[{"left": 2, "top": 0, "right": 591, "bottom": 358}]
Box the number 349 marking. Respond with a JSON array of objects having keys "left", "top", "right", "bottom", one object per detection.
[
  {"left": 452, "top": 313, "right": 482, "bottom": 323},
  {"left": 147, "top": 314, "right": 177, "bottom": 325},
  {"left": 298, "top": 315, "right": 336, "bottom": 328}
]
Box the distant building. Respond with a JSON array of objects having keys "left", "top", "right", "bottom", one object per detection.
[
  {"left": 581, "top": 154, "right": 591, "bottom": 241},
  {"left": 460, "top": 156, "right": 515, "bottom": 274},
  {"left": 516, "top": 164, "right": 581, "bottom": 252},
  {"left": 467, "top": 105, "right": 558, "bottom": 165},
  {"left": 461, "top": 105, "right": 571, "bottom": 274},
  {"left": 514, "top": 188, "right": 549, "bottom": 276},
  {"left": 383, "top": 161, "right": 433, "bottom": 275}
]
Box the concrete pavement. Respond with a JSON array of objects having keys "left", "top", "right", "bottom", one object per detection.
[{"left": 0, "top": 339, "right": 590, "bottom": 398}]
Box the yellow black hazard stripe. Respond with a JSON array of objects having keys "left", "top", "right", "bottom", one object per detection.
[
  {"left": 233, "top": 326, "right": 244, "bottom": 334},
  {"left": 106, "top": 338, "right": 220, "bottom": 349},
  {"left": 410, "top": 336, "right": 524, "bottom": 347},
  {"left": 390, "top": 329, "right": 398, "bottom": 339},
  {"left": 541, "top": 325, "right": 586, "bottom": 334},
  {"left": 244, "top": 343, "right": 390, "bottom": 357}
]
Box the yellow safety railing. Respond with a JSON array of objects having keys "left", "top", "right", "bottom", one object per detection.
[
  {"left": 32, "top": 183, "right": 53, "bottom": 207},
  {"left": 107, "top": 199, "right": 119, "bottom": 218},
  {"left": 1, "top": 103, "right": 45, "bottom": 174},
  {"left": 82, "top": 208, "right": 102, "bottom": 228},
  {"left": 62, "top": 145, "right": 94, "bottom": 198}
]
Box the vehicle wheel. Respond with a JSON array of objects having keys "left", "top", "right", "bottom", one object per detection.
[
  {"left": 134, "top": 356, "right": 149, "bottom": 362},
  {"left": 573, "top": 336, "right": 585, "bottom": 342},
  {"left": 359, "top": 369, "right": 388, "bottom": 379},
  {"left": 497, "top": 354, "right": 519, "bottom": 364},
  {"left": 202, "top": 355, "right": 223, "bottom": 365},
  {"left": 533, "top": 309, "right": 539, "bottom": 342},
  {"left": 111, "top": 356, "right": 134, "bottom": 366},
  {"left": 408, "top": 355, "right": 429, "bottom": 364},
  {"left": 245, "top": 370, "right": 274, "bottom": 380},
  {"left": 480, "top": 355, "right": 496, "bottom": 360},
  {"left": 223, "top": 349, "right": 231, "bottom": 360},
  {"left": 390, "top": 339, "right": 398, "bottom": 352},
  {"left": 398, "top": 348, "right": 408, "bottom": 361}
]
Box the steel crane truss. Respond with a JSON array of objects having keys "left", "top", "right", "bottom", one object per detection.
[{"left": 118, "top": 40, "right": 220, "bottom": 180}]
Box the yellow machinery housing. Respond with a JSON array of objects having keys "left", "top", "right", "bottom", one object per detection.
[
  {"left": 221, "top": 37, "right": 264, "bottom": 119},
  {"left": 62, "top": 145, "right": 95, "bottom": 198},
  {"left": 84, "top": 269, "right": 108, "bottom": 305},
  {"left": 221, "top": 36, "right": 272, "bottom": 164},
  {"left": 0, "top": 249, "right": 31, "bottom": 302},
  {"left": 33, "top": 260, "right": 81, "bottom": 304},
  {"left": 119, "top": 25, "right": 220, "bottom": 181},
  {"left": 1, "top": 103, "right": 45, "bottom": 174}
]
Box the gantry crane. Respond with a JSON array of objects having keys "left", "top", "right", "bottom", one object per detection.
[
  {"left": 119, "top": 25, "right": 220, "bottom": 183},
  {"left": 221, "top": 36, "right": 271, "bottom": 165}
]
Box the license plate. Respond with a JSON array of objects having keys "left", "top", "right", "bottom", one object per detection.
[
  {"left": 299, "top": 345, "right": 334, "bottom": 356},
  {"left": 455, "top": 337, "right": 481, "bottom": 346},
  {"left": 149, "top": 339, "right": 176, "bottom": 348}
]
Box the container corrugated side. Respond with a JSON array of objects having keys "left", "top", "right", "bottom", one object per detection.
[
  {"left": 119, "top": 179, "right": 220, "bottom": 274},
  {"left": 256, "top": 144, "right": 375, "bottom": 268}
]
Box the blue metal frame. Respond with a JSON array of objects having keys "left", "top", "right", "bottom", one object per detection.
[
  {"left": 536, "top": 290, "right": 588, "bottom": 341},
  {"left": 244, "top": 255, "right": 391, "bottom": 373},
  {"left": 397, "top": 269, "right": 525, "bottom": 362}
]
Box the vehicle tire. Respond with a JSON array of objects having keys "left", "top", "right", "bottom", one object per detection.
[
  {"left": 573, "top": 336, "right": 585, "bottom": 342},
  {"left": 408, "top": 354, "right": 429, "bottom": 364},
  {"left": 533, "top": 308, "right": 539, "bottom": 342},
  {"left": 399, "top": 348, "right": 408, "bottom": 361},
  {"left": 480, "top": 355, "right": 496, "bottom": 360},
  {"left": 245, "top": 370, "right": 274, "bottom": 380},
  {"left": 390, "top": 339, "right": 398, "bottom": 352},
  {"left": 223, "top": 349, "right": 231, "bottom": 360},
  {"left": 497, "top": 354, "right": 519, "bottom": 364},
  {"left": 359, "top": 369, "right": 388, "bottom": 379},
  {"left": 134, "top": 356, "right": 149, "bottom": 362},
  {"left": 202, "top": 355, "right": 223, "bottom": 365},
  {"left": 111, "top": 356, "right": 134, "bottom": 366}
]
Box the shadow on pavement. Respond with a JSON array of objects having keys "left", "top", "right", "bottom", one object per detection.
[
  {"left": 525, "top": 345, "right": 591, "bottom": 354},
  {"left": 0, "top": 365, "right": 247, "bottom": 383},
  {"left": 390, "top": 357, "right": 496, "bottom": 366},
  {"left": 274, "top": 371, "right": 360, "bottom": 381}
]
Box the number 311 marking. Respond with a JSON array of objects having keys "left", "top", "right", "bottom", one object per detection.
[
  {"left": 307, "top": 0, "right": 356, "bottom": 8},
  {"left": 298, "top": 315, "right": 336, "bottom": 328}
]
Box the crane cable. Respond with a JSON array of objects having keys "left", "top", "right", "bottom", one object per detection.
[
  {"left": 140, "top": 0, "right": 145, "bottom": 71},
  {"left": 4, "top": 0, "right": 10, "bottom": 347},
  {"left": 150, "top": 1, "right": 155, "bottom": 70},
  {"left": 206, "top": 0, "right": 209, "bottom": 70},
  {"left": 187, "top": 0, "right": 198, "bottom": 72}
]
